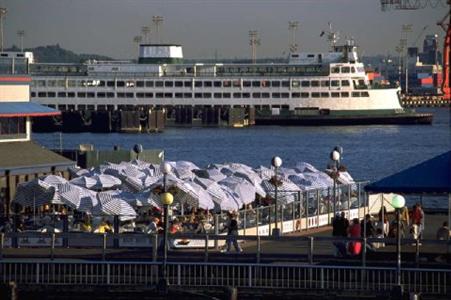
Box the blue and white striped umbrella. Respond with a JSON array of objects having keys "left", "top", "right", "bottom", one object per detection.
[
  {"left": 59, "top": 184, "right": 98, "bottom": 213},
  {"left": 193, "top": 177, "right": 239, "bottom": 211},
  {"left": 218, "top": 176, "right": 256, "bottom": 205},
  {"left": 94, "top": 192, "right": 137, "bottom": 221},
  {"left": 13, "top": 179, "right": 57, "bottom": 208},
  {"left": 261, "top": 177, "right": 301, "bottom": 204}
]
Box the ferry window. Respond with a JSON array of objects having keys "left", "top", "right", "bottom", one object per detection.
[
  {"left": 183, "top": 93, "right": 192, "bottom": 98},
  {"left": 272, "top": 93, "right": 281, "bottom": 98},
  {"left": 331, "top": 80, "right": 340, "bottom": 87},
  {"left": 195, "top": 93, "right": 202, "bottom": 98},
  {"left": 341, "top": 92, "right": 349, "bottom": 97},
  {"left": 281, "top": 81, "right": 290, "bottom": 87},
  {"left": 214, "top": 93, "right": 222, "bottom": 98},
  {"left": 165, "top": 81, "right": 173, "bottom": 87},
  {"left": 321, "top": 92, "right": 329, "bottom": 98},
  {"left": 331, "top": 92, "right": 340, "bottom": 97},
  {"left": 98, "top": 81, "right": 105, "bottom": 87},
  {"left": 174, "top": 81, "right": 183, "bottom": 87},
  {"left": 68, "top": 80, "right": 76, "bottom": 87},
  {"left": 116, "top": 81, "right": 125, "bottom": 87},
  {"left": 87, "top": 92, "right": 96, "bottom": 98},
  {"left": 252, "top": 93, "right": 261, "bottom": 98},
  {"left": 271, "top": 81, "right": 280, "bottom": 87},
  {"left": 136, "top": 81, "right": 145, "bottom": 87},
  {"left": 31, "top": 92, "right": 36, "bottom": 97},
  {"left": 233, "top": 80, "right": 241, "bottom": 87},
  {"left": 156, "top": 93, "right": 164, "bottom": 98},
  {"left": 252, "top": 81, "right": 260, "bottom": 87},
  {"left": 242, "top": 93, "right": 250, "bottom": 98},
  {"left": 67, "top": 92, "right": 76, "bottom": 98},
  {"left": 341, "top": 80, "right": 350, "bottom": 86},
  {"left": 58, "top": 92, "right": 66, "bottom": 98},
  {"left": 57, "top": 80, "right": 65, "bottom": 87},
  {"left": 164, "top": 93, "right": 172, "bottom": 98},
  {"left": 77, "top": 92, "right": 86, "bottom": 98},
  {"left": 352, "top": 92, "right": 360, "bottom": 97},
  {"left": 107, "top": 81, "right": 115, "bottom": 87},
  {"left": 223, "top": 80, "right": 231, "bottom": 87},
  {"left": 223, "top": 93, "right": 231, "bottom": 98},
  {"left": 48, "top": 80, "right": 57, "bottom": 87},
  {"left": 36, "top": 80, "right": 46, "bottom": 87},
  {"left": 331, "top": 67, "right": 340, "bottom": 73},
  {"left": 292, "top": 81, "right": 300, "bottom": 88},
  {"left": 194, "top": 81, "right": 202, "bottom": 87},
  {"left": 97, "top": 92, "right": 106, "bottom": 98},
  {"left": 156, "top": 81, "right": 164, "bottom": 87},
  {"left": 183, "top": 81, "right": 191, "bottom": 88},
  {"left": 321, "top": 81, "right": 330, "bottom": 87},
  {"left": 301, "top": 81, "right": 310, "bottom": 87},
  {"left": 358, "top": 79, "right": 366, "bottom": 86},
  {"left": 311, "top": 81, "right": 320, "bottom": 87},
  {"left": 292, "top": 92, "right": 300, "bottom": 98},
  {"left": 312, "top": 92, "right": 320, "bottom": 98},
  {"left": 261, "top": 80, "right": 270, "bottom": 88},
  {"left": 107, "top": 92, "right": 115, "bottom": 98},
  {"left": 301, "top": 92, "right": 309, "bottom": 98},
  {"left": 262, "top": 93, "right": 270, "bottom": 98},
  {"left": 203, "top": 93, "right": 211, "bottom": 98},
  {"left": 281, "top": 93, "right": 289, "bottom": 98},
  {"left": 145, "top": 81, "right": 154, "bottom": 87},
  {"left": 281, "top": 105, "right": 289, "bottom": 110},
  {"left": 175, "top": 93, "right": 183, "bottom": 98},
  {"left": 233, "top": 93, "right": 242, "bottom": 98},
  {"left": 214, "top": 81, "right": 222, "bottom": 87},
  {"left": 204, "top": 81, "right": 212, "bottom": 87},
  {"left": 243, "top": 81, "right": 251, "bottom": 87},
  {"left": 351, "top": 67, "right": 356, "bottom": 73},
  {"left": 145, "top": 93, "right": 153, "bottom": 98},
  {"left": 38, "top": 92, "right": 46, "bottom": 97},
  {"left": 48, "top": 92, "right": 56, "bottom": 98},
  {"left": 361, "top": 91, "right": 370, "bottom": 97},
  {"left": 341, "top": 67, "right": 350, "bottom": 73}
]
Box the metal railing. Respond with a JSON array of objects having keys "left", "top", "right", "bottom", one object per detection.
[{"left": 0, "top": 260, "right": 450, "bottom": 295}]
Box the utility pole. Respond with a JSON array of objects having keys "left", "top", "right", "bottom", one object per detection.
[
  {"left": 0, "top": 7, "right": 7, "bottom": 52},
  {"left": 249, "top": 30, "right": 260, "bottom": 64},
  {"left": 17, "top": 30, "right": 25, "bottom": 52},
  {"left": 152, "top": 16, "right": 164, "bottom": 44},
  {"left": 288, "top": 21, "right": 299, "bottom": 53}
]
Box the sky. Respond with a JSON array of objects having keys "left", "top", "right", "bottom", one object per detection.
[{"left": 2, "top": 0, "right": 447, "bottom": 59}]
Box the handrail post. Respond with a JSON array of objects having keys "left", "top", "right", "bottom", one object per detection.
[
  {"left": 305, "top": 193, "right": 309, "bottom": 230},
  {"left": 102, "top": 233, "right": 106, "bottom": 261},
  {"left": 298, "top": 192, "right": 302, "bottom": 231},
  {"left": 0, "top": 232, "right": 4, "bottom": 260},
  {"left": 204, "top": 234, "right": 209, "bottom": 262},
  {"left": 243, "top": 207, "right": 247, "bottom": 236},
  {"left": 292, "top": 201, "right": 295, "bottom": 232},
  {"left": 256, "top": 235, "right": 261, "bottom": 263},
  {"left": 317, "top": 190, "right": 320, "bottom": 228},
  {"left": 362, "top": 237, "right": 367, "bottom": 267},
  {"left": 268, "top": 206, "right": 272, "bottom": 234},
  {"left": 152, "top": 234, "right": 158, "bottom": 262},
  {"left": 214, "top": 214, "right": 219, "bottom": 250},
  {"left": 308, "top": 236, "right": 314, "bottom": 264},
  {"left": 50, "top": 233, "right": 55, "bottom": 260},
  {"left": 415, "top": 239, "right": 420, "bottom": 267}
]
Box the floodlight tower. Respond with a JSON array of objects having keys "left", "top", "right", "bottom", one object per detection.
[
  {"left": 141, "top": 26, "right": 150, "bottom": 44},
  {"left": 152, "top": 16, "right": 164, "bottom": 44},
  {"left": 249, "top": 30, "right": 260, "bottom": 64},
  {"left": 0, "top": 7, "right": 7, "bottom": 52},
  {"left": 17, "top": 30, "right": 25, "bottom": 52},
  {"left": 289, "top": 21, "right": 299, "bottom": 53}
]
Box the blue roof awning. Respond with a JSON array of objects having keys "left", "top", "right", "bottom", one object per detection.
[
  {"left": 0, "top": 102, "right": 60, "bottom": 117},
  {"left": 365, "top": 151, "right": 451, "bottom": 194}
]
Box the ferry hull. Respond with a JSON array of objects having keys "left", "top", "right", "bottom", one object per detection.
[{"left": 255, "top": 113, "right": 433, "bottom": 126}]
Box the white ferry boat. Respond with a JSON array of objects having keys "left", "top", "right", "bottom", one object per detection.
[{"left": 7, "top": 39, "right": 432, "bottom": 132}]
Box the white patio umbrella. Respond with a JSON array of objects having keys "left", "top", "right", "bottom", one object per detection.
[
  {"left": 94, "top": 192, "right": 137, "bottom": 221},
  {"left": 183, "top": 180, "right": 215, "bottom": 210},
  {"left": 219, "top": 176, "right": 256, "bottom": 205},
  {"left": 261, "top": 177, "right": 301, "bottom": 204},
  {"left": 59, "top": 184, "right": 98, "bottom": 213},
  {"left": 13, "top": 179, "right": 57, "bottom": 208},
  {"left": 193, "top": 177, "right": 238, "bottom": 211},
  {"left": 70, "top": 176, "right": 98, "bottom": 189}
]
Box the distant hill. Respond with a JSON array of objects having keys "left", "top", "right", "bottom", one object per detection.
[{"left": 6, "top": 44, "right": 113, "bottom": 63}]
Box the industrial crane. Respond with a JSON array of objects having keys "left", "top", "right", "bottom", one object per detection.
[{"left": 380, "top": 0, "right": 451, "bottom": 101}]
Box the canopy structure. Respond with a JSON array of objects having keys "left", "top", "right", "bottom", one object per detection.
[
  {"left": 365, "top": 151, "right": 451, "bottom": 228},
  {"left": 0, "top": 101, "right": 60, "bottom": 117}
]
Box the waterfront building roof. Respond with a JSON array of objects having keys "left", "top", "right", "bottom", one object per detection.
[
  {"left": 365, "top": 151, "right": 451, "bottom": 194},
  {"left": 0, "top": 141, "right": 74, "bottom": 176},
  {"left": 0, "top": 101, "right": 60, "bottom": 117}
]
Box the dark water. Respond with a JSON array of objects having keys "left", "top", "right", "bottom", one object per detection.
[{"left": 33, "top": 108, "right": 450, "bottom": 207}]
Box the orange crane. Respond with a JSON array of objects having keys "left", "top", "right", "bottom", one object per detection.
[{"left": 380, "top": 0, "right": 451, "bottom": 101}]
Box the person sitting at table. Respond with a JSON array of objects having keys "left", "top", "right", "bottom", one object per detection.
[
  {"left": 81, "top": 218, "right": 92, "bottom": 233},
  {"left": 96, "top": 220, "right": 112, "bottom": 234},
  {"left": 147, "top": 217, "right": 162, "bottom": 234}
]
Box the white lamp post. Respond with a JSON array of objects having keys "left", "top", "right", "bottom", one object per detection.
[
  {"left": 330, "top": 147, "right": 342, "bottom": 220},
  {"left": 271, "top": 156, "right": 282, "bottom": 237},
  {"left": 392, "top": 194, "right": 405, "bottom": 292},
  {"left": 161, "top": 191, "right": 173, "bottom": 288}
]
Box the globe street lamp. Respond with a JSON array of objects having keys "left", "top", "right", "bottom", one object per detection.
[
  {"left": 161, "top": 191, "right": 173, "bottom": 287},
  {"left": 161, "top": 162, "right": 172, "bottom": 192},
  {"left": 392, "top": 194, "right": 405, "bottom": 291},
  {"left": 330, "top": 147, "right": 342, "bottom": 219},
  {"left": 271, "top": 156, "right": 282, "bottom": 237}
]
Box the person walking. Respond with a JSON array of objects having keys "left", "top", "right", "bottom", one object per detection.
[
  {"left": 223, "top": 215, "right": 242, "bottom": 253},
  {"left": 347, "top": 218, "right": 362, "bottom": 256},
  {"left": 411, "top": 203, "right": 425, "bottom": 241}
]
